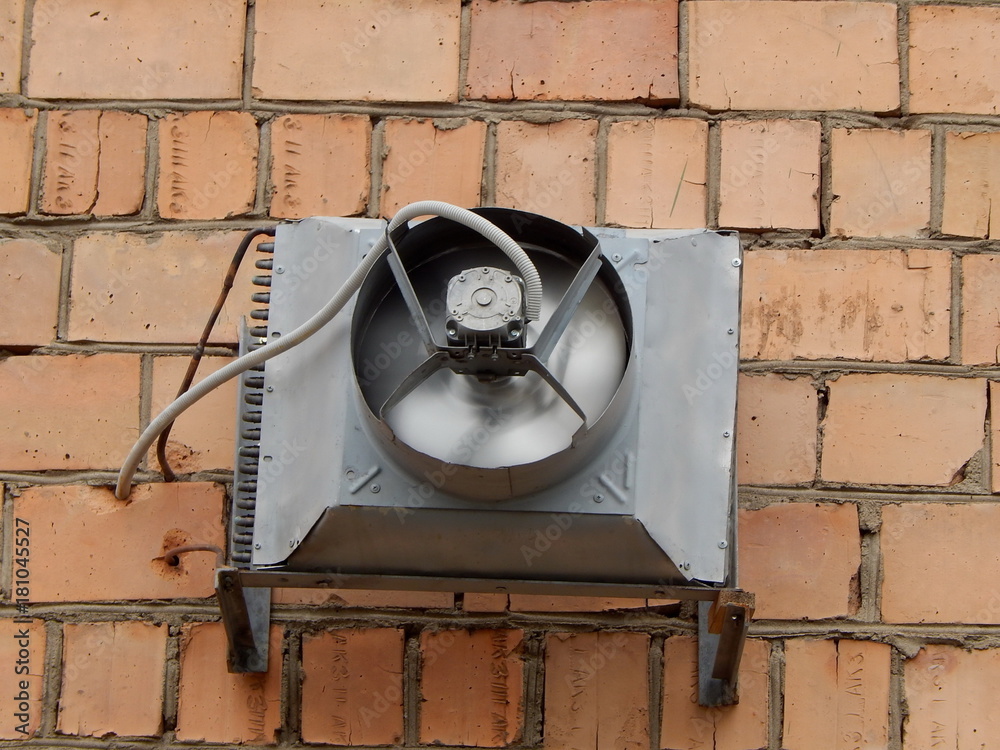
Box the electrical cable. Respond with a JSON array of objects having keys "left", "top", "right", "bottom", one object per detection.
[
  {"left": 157, "top": 226, "right": 276, "bottom": 482},
  {"left": 114, "top": 201, "right": 541, "bottom": 500}
]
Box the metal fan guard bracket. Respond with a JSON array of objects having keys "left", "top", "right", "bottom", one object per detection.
[{"left": 221, "top": 214, "right": 752, "bottom": 705}]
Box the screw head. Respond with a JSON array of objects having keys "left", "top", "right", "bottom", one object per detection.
[
  {"left": 593, "top": 493, "right": 604, "bottom": 503},
  {"left": 723, "top": 431, "right": 731, "bottom": 438},
  {"left": 718, "top": 540, "right": 728, "bottom": 549},
  {"left": 731, "top": 258, "right": 742, "bottom": 267},
  {"left": 612, "top": 253, "right": 623, "bottom": 262},
  {"left": 266, "top": 385, "right": 274, "bottom": 392},
  {"left": 254, "top": 543, "right": 261, "bottom": 549},
  {"left": 276, "top": 266, "right": 285, "bottom": 274},
  {"left": 727, "top": 328, "right": 735, "bottom": 335},
  {"left": 370, "top": 483, "right": 381, "bottom": 493}
]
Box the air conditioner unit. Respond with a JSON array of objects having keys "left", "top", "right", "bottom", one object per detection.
[{"left": 122, "top": 203, "right": 752, "bottom": 705}]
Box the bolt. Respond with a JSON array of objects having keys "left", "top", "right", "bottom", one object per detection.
[
  {"left": 370, "top": 483, "right": 381, "bottom": 493},
  {"left": 593, "top": 493, "right": 604, "bottom": 503},
  {"left": 731, "top": 258, "right": 742, "bottom": 267},
  {"left": 276, "top": 266, "right": 285, "bottom": 274},
  {"left": 718, "top": 541, "right": 728, "bottom": 549}
]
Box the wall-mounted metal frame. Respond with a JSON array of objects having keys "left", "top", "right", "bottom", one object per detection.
[{"left": 219, "top": 212, "right": 753, "bottom": 705}]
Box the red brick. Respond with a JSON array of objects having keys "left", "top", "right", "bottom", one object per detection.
[
  {"left": 741, "top": 248, "right": 951, "bottom": 362},
  {"left": 961, "top": 255, "right": 1000, "bottom": 364},
  {"left": 0, "top": 620, "right": 44, "bottom": 739},
  {"left": 904, "top": 645, "right": 1000, "bottom": 748},
  {"left": 992, "top": 382, "right": 1000, "bottom": 493},
  {"left": 605, "top": 119, "right": 708, "bottom": 228},
  {"left": 301, "top": 629, "right": 404, "bottom": 745},
  {"left": 495, "top": 119, "right": 597, "bottom": 225},
  {"left": 42, "top": 110, "right": 100, "bottom": 215},
  {"left": 739, "top": 503, "right": 860, "bottom": 620},
  {"left": 830, "top": 129, "right": 931, "bottom": 238},
  {"left": 0, "top": 354, "right": 139, "bottom": 470},
  {"left": 688, "top": 1, "right": 898, "bottom": 112},
  {"left": 176, "top": 623, "right": 282, "bottom": 744},
  {"left": 0, "top": 239, "right": 61, "bottom": 346},
  {"left": 0, "top": 0, "right": 23, "bottom": 93},
  {"left": 943, "top": 132, "right": 1000, "bottom": 239},
  {"left": 467, "top": 0, "right": 677, "bottom": 103},
  {"left": 149, "top": 356, "right": 236, "bottom": 474},
  {"left": 67, "top": 231, "right": 259, "bottom": 344},
  {"left": 420, "top": 629, "right": 524, "bottom": 746},
  {"left": 381, "top": 118, "right": 485, "bottom": 217},
  {"left": 463, "top": 593, "right": 508, "bottom": 613},
  {"left": 0, "top": 109, "right": 36, "bottom": 214},
  {"left": 821, "top": 374, "right": 985, "bottom": 486},
  {"left": 718, "top": 119, "right": 820, "bottom": 231},
  {"left": 736, "top": 374, "right": 817, "bottom": 485},
  {"left": 58, "top": 622, "right": 166, "bottom": 737},
  {"left": 882, "top": 503, "right": 1000, "bottom": 624},
  {"left": 270, "top": 114, "right": 370, "bottom": 219},
  {"left": 94, "top": 111, "right": 148, "bottom": 216},
  {"left": 27, "top": 0, "right": 245, "bottom": 99},
  {"left": 544, "top": 632, "right": 649, "bottom": 749},
  {"left": 783, "top": 639, "right": 890, "bottom": 749},
  {"left": 14, "top": 483, "right": 224, "bottom": 601},
  {"left": 253, "top": 0, "right": 460, "bottom": 102},
  {"left": 158, "top": 111, "right": 258, "bottom": 220},
  {"left": 909, "top": 6, "right": 1000, "bottom": 115},
  {"left": 508, "top": 595, "right": 647, "bottom": 612},
  {"left": 272, "top": 588, "right": 453, "bottom": 609},
  {"left": 660, "top": 636, "right": 770, "bottom": 750}
]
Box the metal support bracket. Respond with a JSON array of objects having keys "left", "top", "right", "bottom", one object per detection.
[
  {"left": 698, "top": 590, "right": 755, "bottom": 706},
  {"left": 216, "top": 568, "right": 272, "bottom": 673}
]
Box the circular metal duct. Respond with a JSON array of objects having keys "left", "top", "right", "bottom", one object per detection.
[{"left": 351, "top": 208, "right": 635, "bottom": 500}]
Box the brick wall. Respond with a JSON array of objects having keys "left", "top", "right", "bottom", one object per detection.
[{"left": 0, "top": 0, "right": 998, "bottom": 747}]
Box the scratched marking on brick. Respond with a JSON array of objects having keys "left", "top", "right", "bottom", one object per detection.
[
  {"left": 328, "top": 632, "right": 350, "bottom": 743},
  {"left": 490, "top": 631, "right": 511, "bottom": 744},
  {"left": 905, "top": 645, "right": 958, "bottom": 750},
  {"left": 836, "top": 641, "right": 890, "bottom": 750},
  {"left": 274, "top": 116, "right": 303, "bottom": 212},
  {"left": 44, "top": 110, "right": 100, "bottom": 214},
  {"left": 167, "top": 120, "right": 191, "bottom": 215}
]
